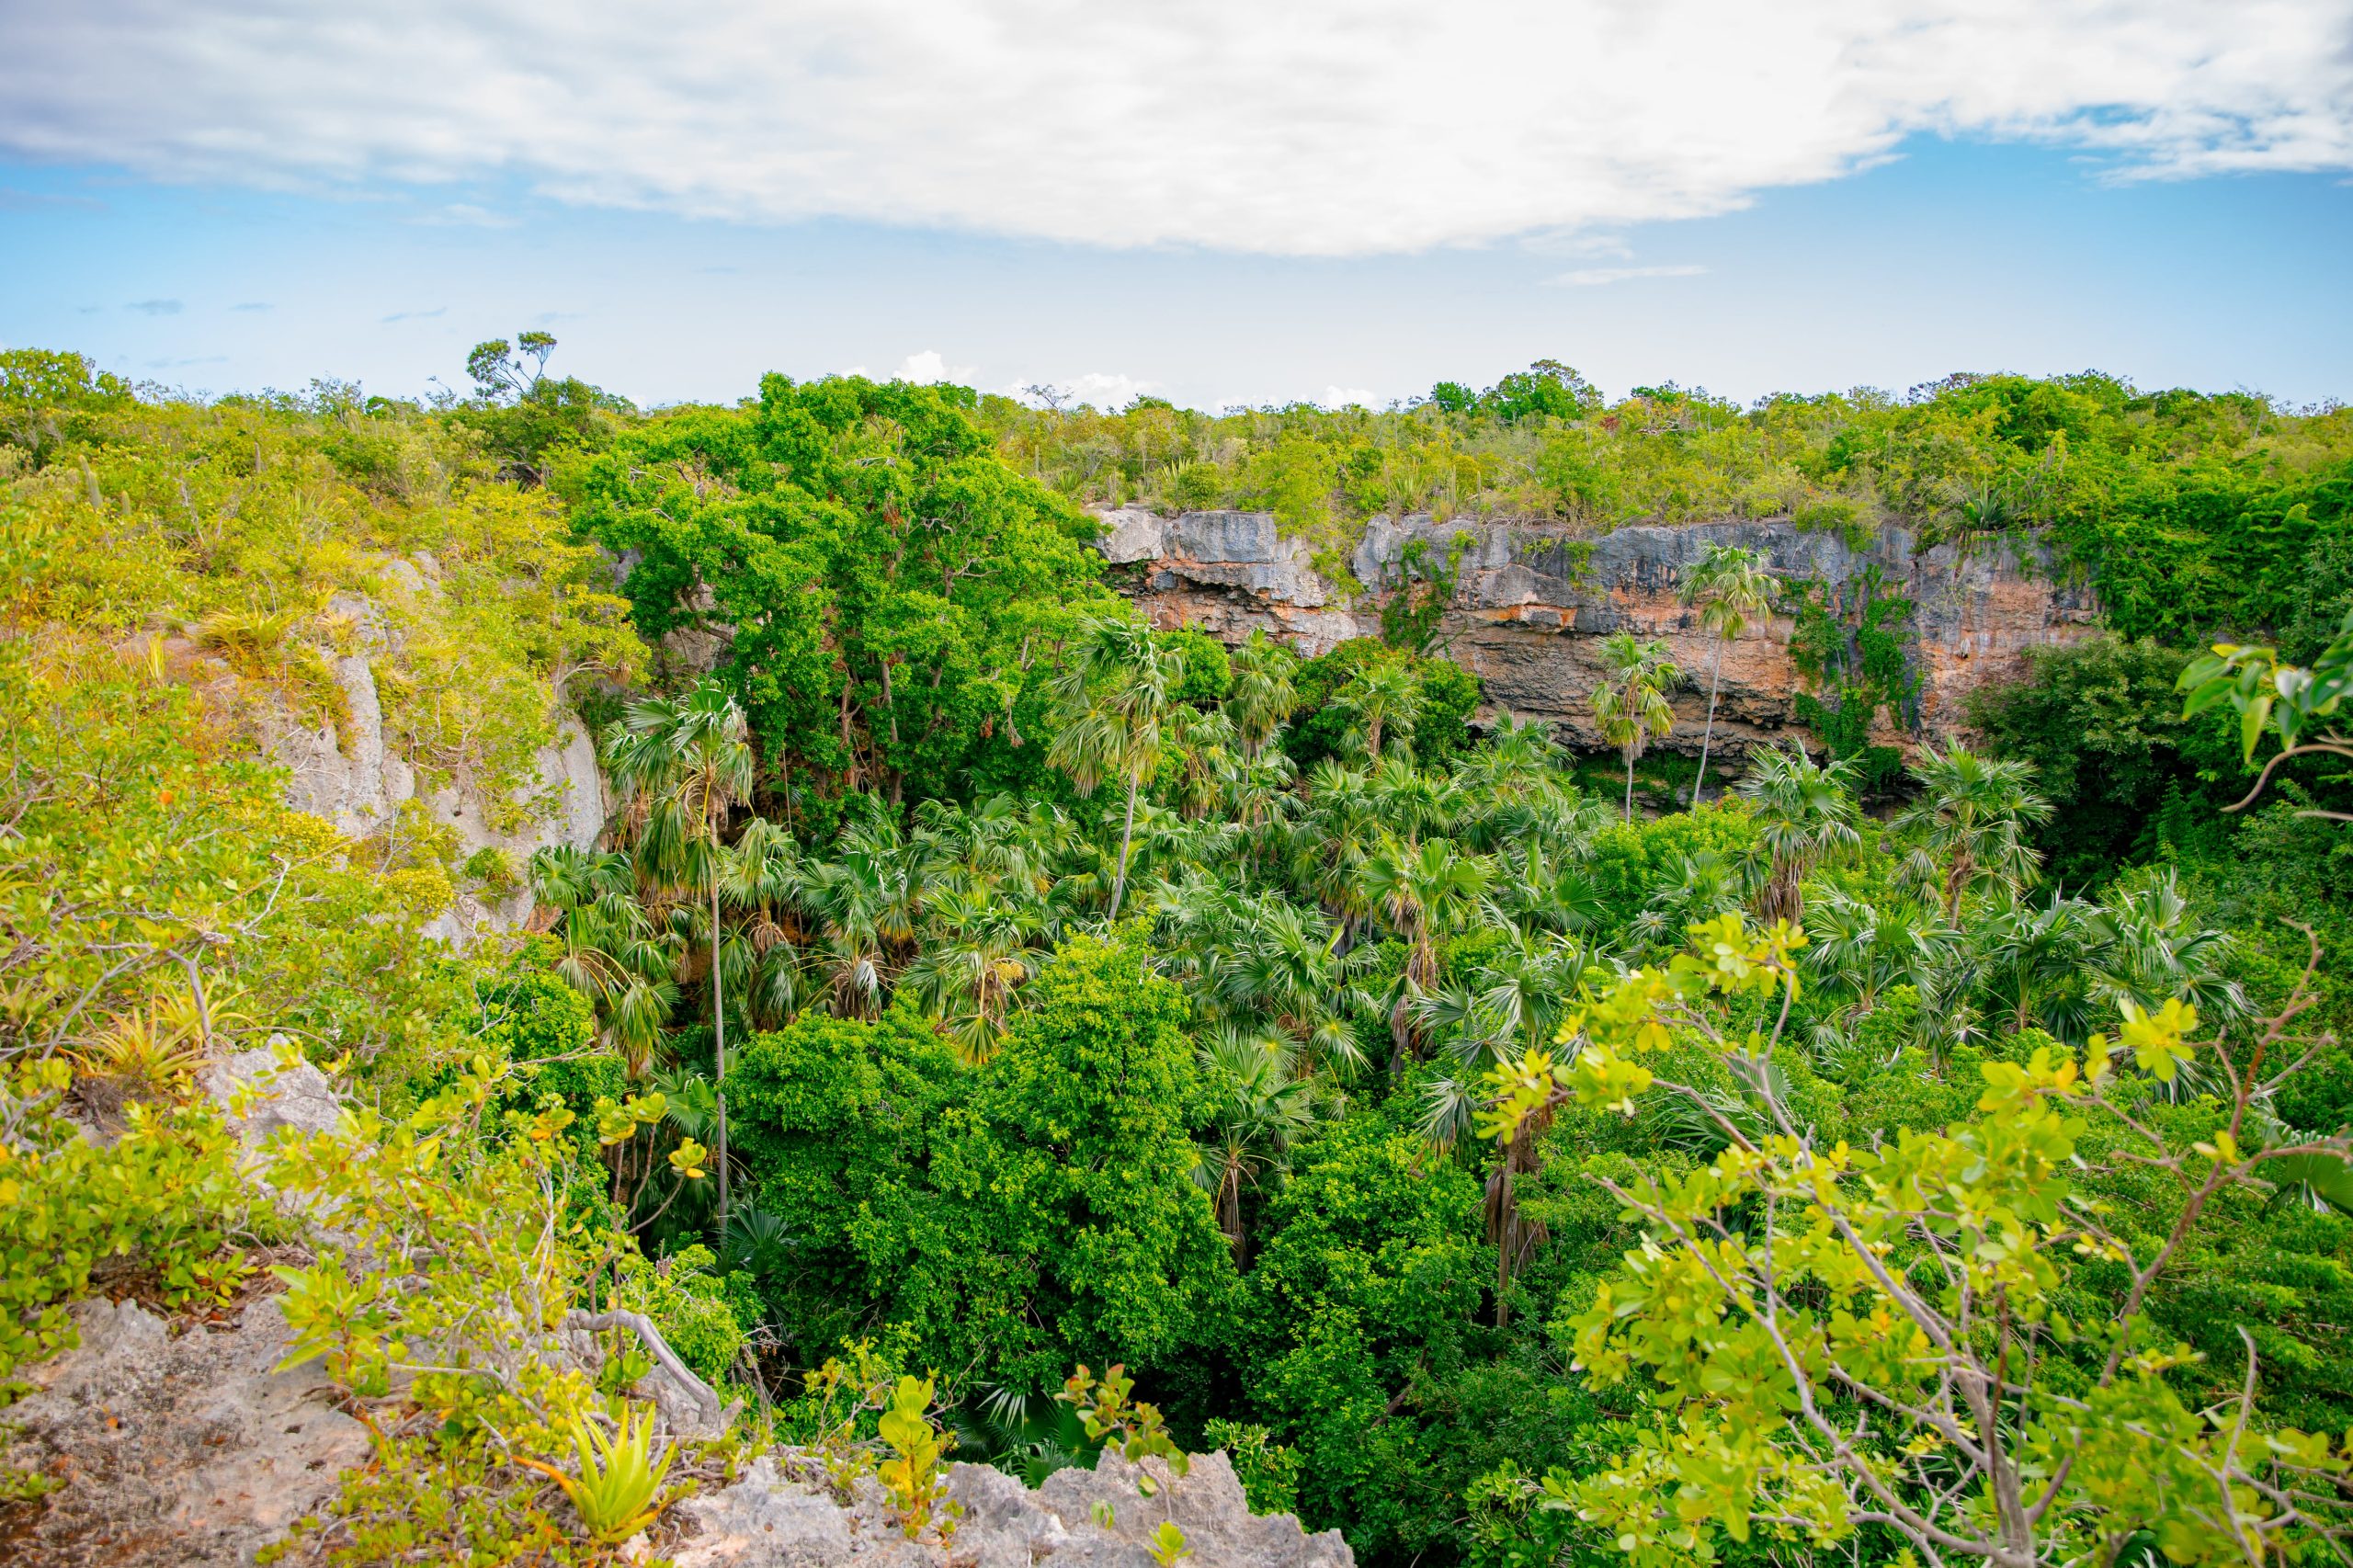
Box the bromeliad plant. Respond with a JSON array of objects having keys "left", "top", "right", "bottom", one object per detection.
[
  {"left": 518, "top": 1405, "right": 676, "bottom": 1544},
  {"left": 1479, "top": 913, "right": 2353, "bottom": 1568}
]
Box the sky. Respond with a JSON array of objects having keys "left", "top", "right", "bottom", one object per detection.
[{"left": 3, "top": 1, "right": 2351, "bottom": 412}]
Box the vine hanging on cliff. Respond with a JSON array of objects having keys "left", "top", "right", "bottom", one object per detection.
[
  {"left": 1379, "top": 531, "right": 1473, "bottom": 654},
  {"left": 1783, "top": 565, "right": 1920, "bottom": 794}
]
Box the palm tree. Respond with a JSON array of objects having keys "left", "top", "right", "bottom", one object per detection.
[
  {"left": 2082, "top": 869, "right": 2248, "bottom": 1037},
  {"left": 1411, "top": 928, "right": 1610, "bottom": 1324},
  {"left": 1290, "top": 761, "right": 1382, "bottom": 937},
  {"left": 1679, "top": 544, "right": 1776, "bottom": 804},
  {"left": 1803, "top": 885, "right": 1951, "bottom": 1023},
  {"left": 1736, "top": 743, "right": 1862, "bottom": 926},
  {"left": 1225, "top": 630, "right": 1299, "bottom": 761},
  {"left": 529, "top": 845, "right": 681, "bottom": 1077},
  {"left": 1218, "top": 748, "right": 1299, "bottom": 873},
  {"left": 1193, "top": 1028, "right": 1315, "bottom": 1266},
  {"left": 604, "top": 680, "right": 755, "bottom": 1229},
  {"left": 1362, "top": 834, "right": 1495, "bottom": 1064},
  {"left": 902, "top": 884, "right": 1045, "bottom": 1063},
  {"left": 1336, "top": 660, "right": 1420, "bottom": 763},
  {"left": 800, "top": 808, "right": 928, "bottom": 1020},
  {"left": 1164, "top": 704, "right": 1238, "bottom": 821},
  {"left": 1589, "top": 632, "right": 1679, "bottom": 821},
  {"left": 1965, "top": 890, "right": 2097, "bottom": 1043},
  {"left": 1628, "top": 848, "right": 1754, "bottom": 957},
  {"left": 1047, "top": 617, "right": 1185, "bottom": 921},
  {"left": 1202, "top": 895, "right": 1373, "bottom": 1079},
  {"left": 1894, "top": 746, "right": 2053, "bottom": 922},
  {"left": 1492, "top": 841, "right": 1606, "bottom": 936}
]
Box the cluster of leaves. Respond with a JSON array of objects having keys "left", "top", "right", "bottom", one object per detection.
[
  {"left": 0, "top": 1061, "right": 252, "bottom": 1392},
  {"left": 1481, "top": 906, "right": 2353, "bottom": 1567}
]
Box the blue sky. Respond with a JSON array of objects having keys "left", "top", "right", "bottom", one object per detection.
[{"left": 4, "top": 4, "right": 2350, "bottom": 411}]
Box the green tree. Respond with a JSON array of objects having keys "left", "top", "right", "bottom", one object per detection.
[
  {"left": 939, "top": 932, "right": 1235, "bottom": 1385},
  {"left": 1678, "top": 543, "right": 1776, "bottom": 804},
  {"left": 1242, "top": 1108, "right": 1490, "bottom": 1557},
  {"left": 1047, "top": 617, "right": 1186, "bottom": 921},
  {"left": 574, "top": 374, "right": 1115, "bottom": 808},
  {"left": 458, "top": 332, "right": 636, "bottom": 485},
  {"left": 1335, "top": 659, "right": 1421, "bottom": 763},
  {"left": 1483, "top": 915, "right": 2353, "bottom": 1568},
  {"left": 606, "top": 679, "right": 756, "bottom": 1229},
  {"left": 528, "top": 846, "right": 680, "bottom": 1077},
  {"left": 1735, "top": 742, "right": 1862, "bottom": 926},
  {"left": 1194, "top": 1028, "right": 1315, "bottom": 1265},
  {"left": 1364, "top": 835, "right": 1495, "bottom": 1064},
  {"left": 1590, "top": 633, "right": 1680, "bottom": 821},
  {"left": 1969, "top": 634, "right": 2256, "bottom": 884},
  {"left": 1224, "top": 630, "right": 1301, "bottom": 761},
  {"left": 1896, "top": 745, "right": 2053, "bottom": 922}
]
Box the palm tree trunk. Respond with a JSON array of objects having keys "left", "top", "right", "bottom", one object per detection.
[
  {"left": 1623, "top": 750, "right": 1636, "bottom": 822},
  {"left": 1108, "top": 768, "right": 1140, "bottom": 920},
  {"left": 710, "top": 866, "right": 729, "bottom": 1234},
  {"left": 1693, "top": 642, "right": 1724, "bottom": 805}
]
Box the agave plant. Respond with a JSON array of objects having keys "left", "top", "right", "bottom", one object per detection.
[{"left": 523, "top": 1404, "right": 675, "bottom": 1545}]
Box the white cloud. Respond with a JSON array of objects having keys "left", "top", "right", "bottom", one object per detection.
[
  {"left": 414, "top": 201, "right": 520, "bottom": 228},
  {"left": 1546, "top": 264, "right": 1709, "bottom": 287},
  {"left": 1320, "top": 385, "right": 1385, "bottom": 409},
  {"left": 1066, "top": 373, "right": 1154, "bottom": 411},
  {"left": 896, "top": 349, "right": 978, "bottom": 385},
  {"left": 3, "top": 3, "right": 2347, "bottom": 256}
]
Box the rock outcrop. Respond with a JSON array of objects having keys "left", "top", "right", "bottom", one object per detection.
[
  {"left": 3, "top": 1294, "right": 370, "bottom": 1568},
  {"left": 257, "top": 573, "right": 605, "bottom": 939},
  {"left": 669, "top": 1450, "right": 1351, "bottom": 1568},
  {"left": 1098, "top": 510, "right": 2100, "bottom": 760}
]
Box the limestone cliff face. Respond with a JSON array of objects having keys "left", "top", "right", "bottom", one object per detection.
[
  {"left": 173, "top": 559, "right": 608, "bottom": 940},
  {"left": 1096, "top": 508, "right": 2099, "bottom": 759}
]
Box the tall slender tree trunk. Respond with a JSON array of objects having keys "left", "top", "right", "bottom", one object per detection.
[
  {"left": 1692, "top": 642, "right": 1725, "bottom": 805},
  {"left": 710, "top": 867, "right": 729, "bottom": 1233},
  {"left": 1108, "top": 769, "right": 1140, "bottom": 920},
  {"left": 1624, "top": 751, "right": 1636, "bottom": 822}
]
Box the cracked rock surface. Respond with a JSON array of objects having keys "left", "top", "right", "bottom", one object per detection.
[
  {"left": 669, "top": 1450, "right": 1353, "bottom": 1567},
  {"left": 3, "top": 1294, "right": 369, "bottom": 1566}
]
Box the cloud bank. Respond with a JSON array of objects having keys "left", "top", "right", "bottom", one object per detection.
[{"left": 4, "top": 2, "right": 2347, "bottom": 256}]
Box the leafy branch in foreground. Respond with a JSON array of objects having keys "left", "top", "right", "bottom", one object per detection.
[
  {"left": 2180, "top": 608, "right": 2353, "bottom": 821},
  {"left": 1480, "top": 914, "right": 2353, "bottom": 1568}
]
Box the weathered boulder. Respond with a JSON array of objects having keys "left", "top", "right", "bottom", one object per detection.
[
  {"left": 1099, "top": 509, "right": 2098, "bottom": 760},
  {"left": 199, "top": 1042, "right": 344, "bottom": 1148},
  {"left": 1095, "top": 506, "right": 1165, "bottom": 565},
  {"left": 3, "top": 1295, "right": 369, "bottom": 1567}
]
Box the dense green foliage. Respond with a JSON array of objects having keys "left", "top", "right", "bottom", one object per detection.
[
  {"left": 7, "top": 347, "right": 2353, "bottom": 1566},
  {"left": 573, "top": 373, "right": 1117, "bottom": 809}
]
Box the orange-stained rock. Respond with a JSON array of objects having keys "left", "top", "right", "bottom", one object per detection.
[{"left": 1099, "top": 511, "right": 2098, "bottom": 761}]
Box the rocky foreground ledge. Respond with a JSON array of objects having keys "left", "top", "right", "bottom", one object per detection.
[
  {"left": 671, "top": 1450, "right": 1350, "bottom": 1567},
  {"left": 6, "top": 1284, "right": 1350, "bottom": 1567}
]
